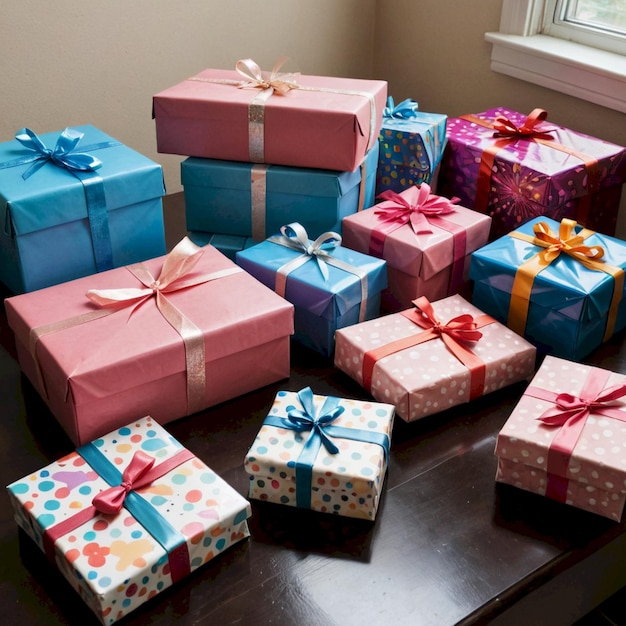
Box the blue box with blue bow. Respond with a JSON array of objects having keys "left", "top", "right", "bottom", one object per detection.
[
  {"left": 182, "top": 144, "right": 378, "bottom": 242},
  {"left": 244, "top": 387, "right": 395, "bottom": 520},
  {"left": 235, "top": 223, "right": 387, "bottom": 357},
  {"left": 376, "top": 97, "right": 447, "bottom": 196},
  {"left": 0, "top": 126, "right": 166, "bottom": 293}
]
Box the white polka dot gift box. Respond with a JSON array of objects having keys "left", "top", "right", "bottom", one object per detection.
[
  {"left": 495, "top": 355, "right": 626, "bottom": 521},
  {"left": 6, "top": 417, "right": 252, "bottom": 625},
  {"left": 244, "top": 387, "right": 395, "bottom": 520},
  {"left": 334, "top": 293, "right": 536, "bottom": 422}
]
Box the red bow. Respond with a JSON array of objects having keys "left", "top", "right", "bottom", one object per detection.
[
  {"left": 492, "top": 108, "right": 555, "bottom": 141},
  {"left": 409, "top": 296, "right": 484, "bottom": 344}
]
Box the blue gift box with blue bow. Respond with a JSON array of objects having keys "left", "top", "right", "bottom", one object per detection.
[
  {"left": 244, "top": 387, "right": 395, "bottom": 520},
  {"left": 0, "top": 125, "right": 166, "bottom": 293},
  {"left": 376, "top": 97, "right": 447, "bottom": 196},
  {"left": 236, "top": 222, "right": 387, "bottom": 357}
]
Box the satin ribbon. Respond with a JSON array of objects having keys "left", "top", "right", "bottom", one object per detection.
[
  {"left": 268, "top": 222, "right": 369, "bottom": 322},
  {"left": 507, "top": 218, "right": 624, "bottom": 341},
  {"left": 362, "top": 296, "right": 493, "bottom": 398},
  {"left": 262, "top": 387, "right": 390, "bottom": 509},
  {"left": 525, "top": 369, "right": 626, "bottom": 503},
  {"left": 370, "top": 184, "right": 466, "bottom": 293},
  {"left": 28, "top": 237, "right": 243, "bottom": 414},
  {"left": 382, "top": 96, "right": 418, "bottom": 119},
  {"left": 250, "top": 164, "right": 269, "bottom": 241},
  {"left": 42, "top": 444, "right": 195, "bottom": 583},
  {"left": 459, "top": 109, "right": 600, "bottom": 223}
]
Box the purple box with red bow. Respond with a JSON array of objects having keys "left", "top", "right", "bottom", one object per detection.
[
  {"left": 438, "top": 107, "right": 626, "bottom": 239},
  {"left": 496, "top": 355, "right": 626, "bottom": 521},
  {"left": 341, "top": 184, "right": 491, "bottom": 312}
]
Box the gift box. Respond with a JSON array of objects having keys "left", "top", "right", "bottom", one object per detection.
[
  {"left": 188, "top": 230, "right": 255, "bottom": 262},
  {"left": 182, "top": 144, "right": 378, "bottom": 242},
  {"left": 5, "top": 237, "right": 294, "bottom": 445},
  {"left": 438, "top": 107, "right": 626, "bottom": 239},
  {"left": 334, "top": 294, "right": 536, "bottom": 422},
  {"left": 341, "top": 183, "right": 491, "bottom": 312},
  {"left": 6, "top": 416, "right": 252, "bottom": 624},
  {"left": 469, "top": 216, "right": 626, "bottom": 361},
  {"left": 495, "top": 355, "right": 626, "bottom": 521},
  {"left": 376, "top": 97, "right": 447, "bottom": 196},
  {"left": 0, "top": 126, "right": 166, "bottom": 294},
  {"left": 153, "top": 58, "right": 387, "bottom": 172},
  {"left": 235, "top": 223, "right": 387, "bottom": 357},
  {"left": 244, "top": 387, "right": 394, "bottom": 520}
]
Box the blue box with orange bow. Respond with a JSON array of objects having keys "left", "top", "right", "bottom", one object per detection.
[{"left": 469, "top": 216, "right": 626, "bottom": 360}]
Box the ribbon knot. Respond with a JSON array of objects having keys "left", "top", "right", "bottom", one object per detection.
[
  {"left": 411, "top": 296, "right": 484, "bottom": 343},
  {"left": 532, "top": 219, "right": 605, "bottom": 265},
  {"left": 235, "top": 57, "right": 299, "bottom": 96},
  {"left": 492, "top": 108, "right": 555, "bottom": 141},
  {"left": 383, "top": 96, "right": 419, "bottom": 119}
]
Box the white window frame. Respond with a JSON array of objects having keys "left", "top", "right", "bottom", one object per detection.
[{"left": 484, "top": 0, "right": 626, "bottom": 113}]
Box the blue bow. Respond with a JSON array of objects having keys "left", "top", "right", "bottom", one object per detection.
[{"left": 383, "top": 96, "right": 419, "bottom": 120}]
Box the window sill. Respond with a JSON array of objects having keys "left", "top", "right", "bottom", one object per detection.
[{"left": 484, "top": 32, "right": 626, "bottom": 114}]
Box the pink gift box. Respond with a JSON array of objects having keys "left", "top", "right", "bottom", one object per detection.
[
  {"left": 341, "top": 184, "right": 491, "bottom": 312},
  {"left": 153, "top": 62, "right": 388, "bottom": 172},
  {"left": 5, "top": 238, "right": 294, "bottom": 445},
  {"left": 334, "top": 294, "right": 536, "bottom": 422},
  {"left": 495, "top": 355, "right": 626, "bottom": 521}
]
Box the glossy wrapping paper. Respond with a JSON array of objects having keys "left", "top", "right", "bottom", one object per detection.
[
  {"left": 439, "top": 107, "right": 626, "bottom": 238},
  {"left": 495, "top": 356, "right": 626, "bottom": 521},
  {"left": 6, "top": 417, "right": 252, "bottom": 624},
  {"left": 181, "top": 144, "right": 379, "bottom": 241},
  {"left": 469, "top": 216, "right": 626, "bottom": 361},
  {"left": 0, "top": 125, "right": 166, "bottom": 294},
  {"left": 244, "top": 388, "right": 395, "bottom": 520},
  {"left": 5, "top": 241, "right": 294, "bottom": 445},
  {"left": 153, "top": 64, "right": 388, "bottom": 172},
  {"left": 334, "top": 294, "right": 536, "bottom": 422}
]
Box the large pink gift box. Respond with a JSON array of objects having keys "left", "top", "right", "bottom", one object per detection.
[
  {"left": 334, "top": 294, "right": 536, "bottom": 422},
  {"left": 153, "top": 59, "right": 387, "bottom": 172},
  {"left": 5, "top": 238, "right": 294, "bottom": 445},
  {"left": 495, "top": 355, "right": 626, "bottom": 521},
  {"left": 341, "top": 184, "right": 491, "bottom": 312}
]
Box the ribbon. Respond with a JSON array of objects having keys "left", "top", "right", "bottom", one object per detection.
[
  {"left": 507, "top": 218, "right": 624, "bottom": 341},
  {"left": 370, "top": 184, "right": 466, "bottom": 294},
  {"left": 28, "top": 237, "right": 243, "bottom": 414},
  {"left": 250, "top": 164, "right": 270, "bottom": 241},
  {"left": 525, "top": 368, "right": 626, "bottom": 503},
  {"left": 268, "top": 222, "right": 370, "bottom": 322},
  {"left": 42, "top": 444, "right": 195, "bottom": 583},
  {"left": 262, "top": 387, "right": 390, "bottom": 509},
  {"left": 382, "top": 96, "right": 418, "bottom": 120},
  {"left": 235, "top": 57, "right": 300, "bottom": 96},
  {"left": 459, "top": 109, "right": 600, "bottom": 223},
  {"left": 362, "top": 296, "right": 493, "bottom": 399}
]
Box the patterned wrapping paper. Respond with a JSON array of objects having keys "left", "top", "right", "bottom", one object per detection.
[
  {"left": 334, "top": 294, "right": 536, "bottom": 422},
  {"left": 495, "top": 356, "right": 626, "bottom": 521},
  {"left": 244, "top": 388, "right": 395, "bottom": 520},
  {"left": 438, "top": 107, "right": 626, "bottom": 239},
  {"left": 0, "top": 125, "right": 166, "bottom": 294},
  {"left": 469, "top": 216, "right": 626, "bottom": 361},
  {"left": 6, "top": 417, "right": 252, "bottom": 624}
]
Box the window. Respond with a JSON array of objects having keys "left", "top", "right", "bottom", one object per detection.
[{"left": 485, "top": 0, "right": 626, "bottom": 113}]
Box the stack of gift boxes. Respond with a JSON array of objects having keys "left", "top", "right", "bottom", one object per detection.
[{"left": 3, "top": 58, "right": 626, "bottom": 624}]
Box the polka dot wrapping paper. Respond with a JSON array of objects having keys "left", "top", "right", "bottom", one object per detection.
[
  {"left": 6, "top": 417, "right": 252, "bottom": 625},
  {"left": 495, "top": 355, "right": 626, "bottom": 521},
  {"left": 244, "top": 388, "right": 395, "bottom": 520}
]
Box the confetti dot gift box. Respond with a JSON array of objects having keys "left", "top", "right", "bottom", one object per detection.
[
  {"left": 6, "top": 417, "right": 252, "bottom": 625},
  {"left": 334, "top": 294, "right": 536, "bottom": 422},
  {"left": 244, "top": 387, "right": 395, "bottom": 520},
  {"left": 495, "top": 356, "right": 626, "bottom": 521}
]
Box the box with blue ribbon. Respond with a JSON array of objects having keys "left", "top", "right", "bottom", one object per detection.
[{"left": 244, "top": 387, "right": 394, "bottom": 520}]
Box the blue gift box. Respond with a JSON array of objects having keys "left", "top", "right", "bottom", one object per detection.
[
  {"left": 0, "top": 125, "right": 166, "bottom": 293},
  {"left": 376, "top": 98, "right": 447, "bottom": 196},
  {"left": 236, "top": 223, "right": 387, "bottom": 356},
  {"left": 187, "top": 231, "right": 255, "bottom": 262},
  {"left": 181, "top": 144, "right": 378, "bottom": 242},
  {"left": 469, "top": 216, "right": 626, "bottom": 360}
]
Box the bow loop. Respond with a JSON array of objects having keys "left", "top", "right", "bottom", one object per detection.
[
  {"left": 531, "top": 219, "right": 606, "bottom": 266},
  {"left": 411, "top": 296, "right": 484, "bottom": 343},
  {"left": 235, "top": 57, "right": 299, "bottom": 96},
  {"left": 383, "top": 96, "right": 419, "bottom": 119},
  {"left": 492, "top": 108, "right": 555, "bottom": 141}
]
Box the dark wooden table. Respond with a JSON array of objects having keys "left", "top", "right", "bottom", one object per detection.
[{"left": 2, "top": 194, "right": 626, "bottom": 626}]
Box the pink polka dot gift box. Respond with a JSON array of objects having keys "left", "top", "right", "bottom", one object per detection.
[
  {"left": 495, "top": 355, "right": 626, "bottom": 521},
  {"left": 334, "top": 293, "right": 536, "bottom": 422},
  {"left": 244, "top": 387, "right": 395, "bottom": 520},
  {"left": 6, "top": 416, "right": 252, "bottom": 625}
]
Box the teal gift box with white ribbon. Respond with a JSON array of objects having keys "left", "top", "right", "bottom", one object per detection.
[
  {"left": 0, "top": 125, "right": 166, "bottom": 293},
  {"left": 244, "top": 387, "right": 395, "bottom": 520}
]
